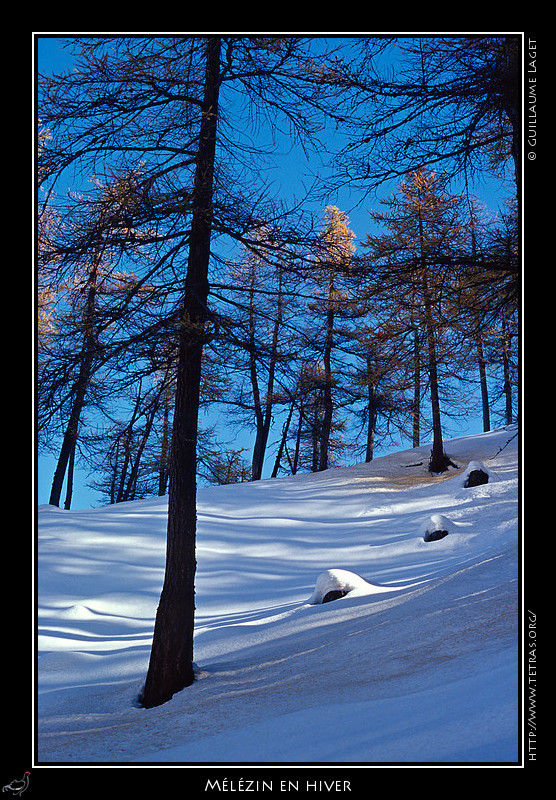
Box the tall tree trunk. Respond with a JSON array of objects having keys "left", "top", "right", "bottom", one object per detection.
[
  {"left": 271, "top": 398, "right": 295, "bottom": 478},
  {"left": 411, "top": 313, "right": 420, "bottom": 449},
  {"left": 292, "top": 398, "right": 303, "bottom": 475},
  {"left": 63, "top": 439, "right": 76, "bottom": 510},
  {"left": 158, "top": 383, "right": 171, "bottom": 496},
  {"left": 116, "top": 384, "right": 143, "bottom": 503},
  {"left": 423, "top": 270, "right": 446, "bottom": 473},
  {"left": 251, "top": 406, "right": 273, "bottom": 480},
  {"left": 415, "top": 183, "right": 447, "bottom": 474},
  {"left": 476, "top": 333, "right": 491, "bottom": 432},
  {"left": 124, "top": 399, "right": 158, "bottom": 501},
  {"left": 501, "top": 317, "right": 513, "bottom": 425},
  {"left": 141, "top": 37, "right": 221, "bottom": 709},
  {"left": 251, "top": 266, "right": 283, "bottom": 481},
  {"left": 49, "top": 379, "right": 88, "bottom": 507},
  {"left": 248, "top": 270, "right": 265, "bottom": 479},
  {"left": 318, "top": 279, "right": 334, "bottom": 471},
  {"left": 365, "top": 358, "right": 376, "bottom": 463},
  {"left": 109, "top": 438, "right": 120, "bottom": 505},
  {"left": 49, "top": 257, "right": 99, "bottom": 507}
]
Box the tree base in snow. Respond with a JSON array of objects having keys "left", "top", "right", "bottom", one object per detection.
[{"left": 428, "top": 452, "right": 459, "bottom": 474}]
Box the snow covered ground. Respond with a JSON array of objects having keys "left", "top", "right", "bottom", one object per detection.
[{"left": 36, "top": 425, "right": 521, "bottom": 765}]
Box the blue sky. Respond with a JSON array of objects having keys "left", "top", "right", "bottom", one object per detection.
[{"left": 35, "top": 35, "right": 516, "bottom": 508}]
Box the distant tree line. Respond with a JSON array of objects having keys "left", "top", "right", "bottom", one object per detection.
[
  {"left": 38, "top": 178, "right": 518, "bottom": 501},
  {"left": 36, "top": 35, "right": 520, "bottom": 707}
]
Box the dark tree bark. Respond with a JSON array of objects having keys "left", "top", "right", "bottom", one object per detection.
[
  {"left": 63, "top": 440, "right": 76, "bottom": 510},
  {"left": 271, "top": 398, "right": 295, "bottom": 478},
  {"left": 141, "top": 37, "right": 221, "bottom": 709},
  {"left": 115, "top": 384, "right": 143, "bottom": 503},
  {"left": 476, "top": 333, "right": 491, "bottom": 432},
  {"left": 49, "top": 256, "right": 99, "bottom": 507},
  {"left": 423, "top": 269, "right": 446, "bottom": 473},
  {"left": 250, "top": 265, "right": 283, "bottom": 481},
  {"left": 411, "top": 320, "right": 421, "bottom": 449},
  {"left": 501, "top": 316, "right": 514, "bottom": 426},
  {"left": 318, "top": 289, "right": 334, "bottom": 471},
  {"left": 158, "top": 388, "right": 171, "bottom": 497},
  {"left": 365, "top": 359, "right": 377, "bottom": 463}
]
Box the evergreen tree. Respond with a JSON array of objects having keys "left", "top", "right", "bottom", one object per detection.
[
  {"left": 39, "top": 35, "right": 351, "bottom": 707},
  {"left": 364, "top": 170, "right": 464, "bottom": 472},
  {"left": 276, "top": 360, "right": 348, "bottom": 474},
  {"left": 348, "top": 324, "right": 409, "bottom": 462},
  {"left": 199, "top": 445, "right": 251, "bottom": 485},
  {"left": 38, "top": 165, "right": 161, "bottom": 508},
  {"left": 306, "top": 206, "right": 356, "bottom": 471},
  {"left": 214, "top": 229, "right": 300, "bottom": 481},
  {"left": 329, "top": 36, "right": 521, "bottom": 198}
]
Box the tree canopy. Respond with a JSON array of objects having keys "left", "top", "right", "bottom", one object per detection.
[{"left": 36, "top": 34, "right": 520, "bottom": 707}]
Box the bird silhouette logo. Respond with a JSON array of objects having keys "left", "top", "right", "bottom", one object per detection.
[{"left": 2, "top": 773, "right": 30, "bottom": 796}]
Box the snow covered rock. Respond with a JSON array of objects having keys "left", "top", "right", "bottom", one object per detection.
[
  {"left": 308, "top": 568, "right": 374, "bottom": 605},
  {"left": 463, "top": 460, "right": 490, "bottom": 488},
  {"left": 422, "top": 513, "right": 454, "bottom": 543}
]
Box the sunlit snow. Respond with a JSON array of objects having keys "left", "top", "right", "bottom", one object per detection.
[{"left": 37, "top": 425, "right": 520, "bottom": 764}]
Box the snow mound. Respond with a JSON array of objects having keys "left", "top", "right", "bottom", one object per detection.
[
  {"left": 421, "top": 513, "right": 457, "bottom": 542},
  {"left": 36, "top": 425, "right": 519, "bottom": 765},
  {"left": 462, "top": 460, "right": 490, "bottom": 487},
  {"left": 308, "top": 568, "right": 379, "bottom": 604}
]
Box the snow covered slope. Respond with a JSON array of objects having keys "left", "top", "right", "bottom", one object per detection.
[{"left": 36, "top": 425, "right": 520, "bottom": 764}]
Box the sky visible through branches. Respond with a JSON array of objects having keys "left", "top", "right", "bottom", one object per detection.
[{"left": 34, "top": 34, "right": 517, "bottom": 509}]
